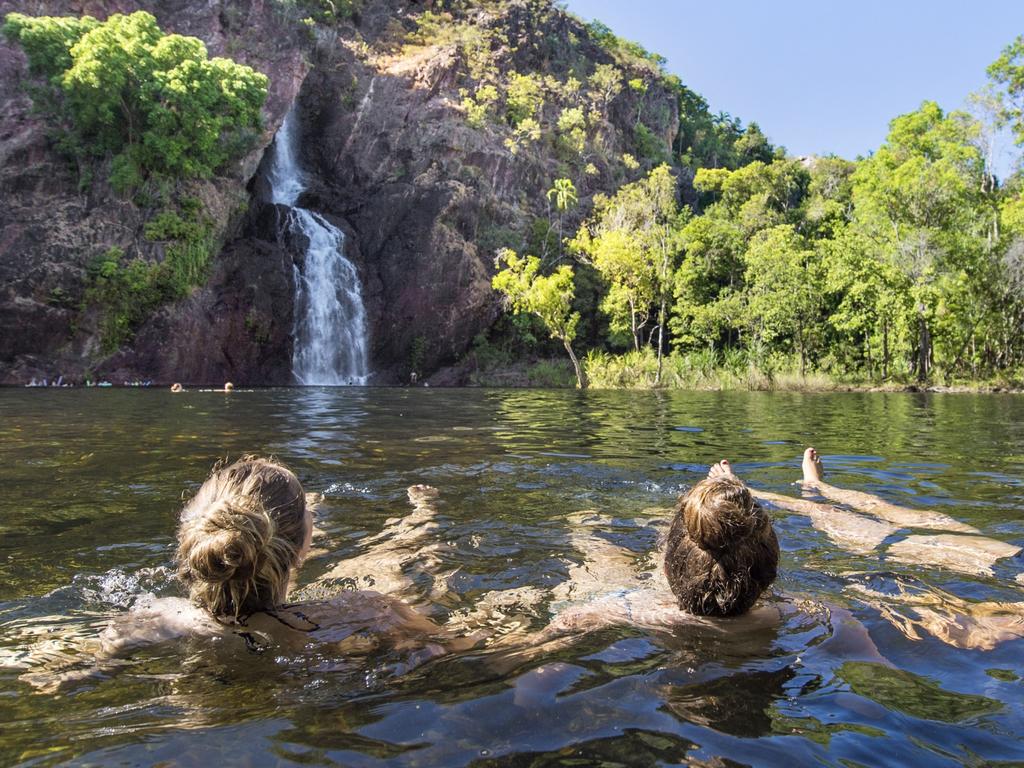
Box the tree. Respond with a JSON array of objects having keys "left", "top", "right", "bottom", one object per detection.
[
  {"left": 492, "top": 249, "right": 587, "bottom": 388},
  {"left": 4, "top": 11, "right": 268, "bottom": 182},
  {"left": 506, "top": 72, "right": 544, "bottom": 127},
  {"left": 988, "top": 34, "right": 1024, "bottom": 145},
  {"left": 588, "top": 63, "right": 622, "bottom": 114},
  {"left": 851, "top": 101, "right": 991, "bottom": 381},
  {"left": 820, "top": 225, "right": 911, "bottom": 379},
  {"left": 628, "top": 76, "right": 647, "bottom": 126},
  {"left": 547, "top": 177, "right": 578, "bottom": 257},
  {"left": 743, "top": 225, "right": 823, "bottom": 376},
  {"left": 672, "top": 214, "right": 746, "bottom": 349},
  {"left": 556, "top": 106, "right": 586, "bottom": 157},
  {"left": 572, "top": 164, "right": 684, "bottom": 382},
  {"left": 734, "top": 122, "right": 775, "bottom": 166}
]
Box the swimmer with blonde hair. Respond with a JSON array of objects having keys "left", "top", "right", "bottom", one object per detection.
[{"left": 12, "top": 458, "right": 474, "bottom": 690}]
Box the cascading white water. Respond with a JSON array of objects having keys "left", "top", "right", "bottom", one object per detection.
[{"left": 268, "top": 110, "right": 369, "bottom": 385}]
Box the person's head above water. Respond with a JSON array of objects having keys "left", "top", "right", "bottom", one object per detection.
[
  {"left": 176, "top": 458, "right": 311, "bottom": 619},
  {"left": 664, "top": 469, "right": 779, "bottom": 617}
]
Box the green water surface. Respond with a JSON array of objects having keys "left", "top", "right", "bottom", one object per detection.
[{"left": 1, "top": 388, "right": 1023, "bottom": 766}]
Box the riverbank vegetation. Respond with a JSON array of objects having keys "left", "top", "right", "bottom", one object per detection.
[{"left": 490, "top": 29, "right": 1024, "bottom": 390}]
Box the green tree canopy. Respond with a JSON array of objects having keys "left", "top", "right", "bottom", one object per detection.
[
  {"left": 4, "top": 10, "right": 268, "bottom": 182},
  {"left": 850, "top": 101, "right": 991, "bottom": 380},
  {"left": 571, "top": 164, "right": 685, "bottom": 381},
  {"left": 493, "top": 248, "right": 587, "bottom": 388}
]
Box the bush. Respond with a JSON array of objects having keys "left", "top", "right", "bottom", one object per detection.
[
  {"left": 461, "top": 84, "right": 498, "bottom": 129},
  {"left": 144, "top": 205, "right": 216, "bottom": 290},
  {"left": 84, "top": 247, "right": 166, "bottom": 351},
  {"left": 84, "top": 199, "right": 216, "bottom": 349},
  {"left": 3, "top": 11, "right": 268, "bottom": 184},
  {"left": 506, "top": 72, "right": 544, "bottom": 127},
  {"left": 634, "top": 123, "right": 668, "bottom": 163},
  {"left": 557, "top": 107, "right": 586, "bottom": 157},
  {"left": 527, "top": 359, "right": 575, "bottom": 387}
]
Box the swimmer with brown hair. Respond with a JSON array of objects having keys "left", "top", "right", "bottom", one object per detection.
[
  {"left": 461, "top": 449, "right": 1023, "bottom": 655},
  {"left": 450, "top": 464, "right": 786, "bottom": 649}
]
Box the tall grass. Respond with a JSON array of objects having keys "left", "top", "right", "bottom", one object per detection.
[{"left": 584, "top": 348, "right": 853, "bottom": 391}]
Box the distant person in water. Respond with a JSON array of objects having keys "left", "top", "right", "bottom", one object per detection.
[
  {"left": 13, "top": 458, "right": 475, "bottom": 690},
  {"left": 223, "top": 382, "right": 234, "bottom": 392},
  {"left": 170, "top": 383, "right": 183, "bottom": 393}
]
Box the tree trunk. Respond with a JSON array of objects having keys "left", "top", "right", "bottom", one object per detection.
[
  {"left": 797, "top": 318, "right": 806, "bottom": 378},
  {"left": 882, "top": 320, "right": 890, "bottom": 380},
  {"left": 917, "top": 310, "right": 931, "bottom": 383},
  {"left": 630, "top": 298, "right": 640, "bottom": 351},
  {"left": 564, "top": 338, "right": 587, "bottom": 389},
  {"left": 655, "top": 298, "right": 666, "bottom": 385}
]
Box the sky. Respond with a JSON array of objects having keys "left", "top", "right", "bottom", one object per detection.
[{"left": 564, "top": 0, "right": 1024, "bottom": 172}]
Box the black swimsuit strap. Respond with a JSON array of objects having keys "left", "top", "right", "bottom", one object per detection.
[{"left": 262, "top": 607, "right": 321, "bottom": 632}]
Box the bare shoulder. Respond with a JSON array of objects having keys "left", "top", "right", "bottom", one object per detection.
[{"left": 99, "top": 596, "right": 223, "bottom": 655}]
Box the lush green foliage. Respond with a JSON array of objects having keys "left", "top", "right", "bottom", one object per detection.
[
  {"left": 5, "top": 11, "right": 266, "bottom": 350},
  {"left": 86, "top": 201, "right": 216, "bottom": 350},
  {"left": 492, "top": 248, "right": 587, "bottom": 387},
  {"left": 571, "top": 164, "right": 686, "bottom": 380},
  {"left": 495, "top": 84, "right": 1024, "bottom": 387},
  {"left": 988, "top": 34, "right": 1024, "bottom": 144},
  {"left": 4, "top": 11, "right": 268, "bottom": 183}
]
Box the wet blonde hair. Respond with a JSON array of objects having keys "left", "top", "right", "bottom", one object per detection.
[
  {"left": 176, "top": 457, "right": 308, "bottom": 619},
  {"left": 664, "top": 474, "right": 779, "bottom": 617}
]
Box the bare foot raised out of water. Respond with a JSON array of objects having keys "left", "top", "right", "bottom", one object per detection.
[
  {"left": 802, "top": 447, "right": 824, "bottom": 486},
  {"left": 708, "top": 459, "right": 736, "bottom": 479}
]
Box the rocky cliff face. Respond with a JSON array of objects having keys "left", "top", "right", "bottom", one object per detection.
[{"left": 0, "top": 0, "right": 681, "bottom": 385}]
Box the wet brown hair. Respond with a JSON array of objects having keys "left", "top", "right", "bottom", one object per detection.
[
  {"left": 176, "top": 458, "right": 308, "bottom": 619},
  {"left": 664, "top": 474, "right": 779, "bottom": 617}
]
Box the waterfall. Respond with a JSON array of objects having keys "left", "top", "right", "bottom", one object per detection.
[{"left": 268, "top": 110, "right": 369, "bottom": 386}]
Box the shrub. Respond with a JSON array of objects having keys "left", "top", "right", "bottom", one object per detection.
[
  {"left": 3, "top": 11, "right": 268, "bottom": 184},
  {"left": 85, "top": 247, "right": 165, "bottom": 351},
  {"left": 506, "top": 72, "right": 544, "bottom": 126},
  {"left": 634, "top": 123, "right": 668, "bottom": 163},
  {"left": 461, "top": 84, "right": 499, "bottom": 129},
  {"left": 557, "top": 107, "right": 586, "bottom": 157}
]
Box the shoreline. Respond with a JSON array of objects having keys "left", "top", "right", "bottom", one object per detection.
[{"left": 4, "top": 380, "right": 1021, "bottom": 395}]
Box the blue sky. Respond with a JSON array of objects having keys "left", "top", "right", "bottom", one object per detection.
[{"left": 564, "top": 0, "right": 1024, "bottom": 171}]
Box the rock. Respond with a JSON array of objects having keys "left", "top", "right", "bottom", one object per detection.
[
  {"left": 99, "top": 231, "right": 297, "bottom": 385},
  {"left": 0, "top": 0, "right": 682, "bottom": 385},
  {"left": 0, "top": 0, "right": 311, "bottom": 384}
]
